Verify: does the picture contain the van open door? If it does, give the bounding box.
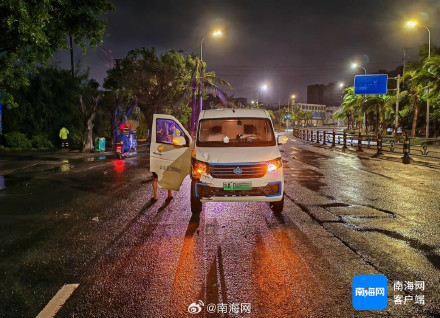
[150,114,192,191]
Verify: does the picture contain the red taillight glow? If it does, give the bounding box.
[267,158,282,172]
[114,160,124,172]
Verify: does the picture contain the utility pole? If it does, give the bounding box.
[388,74,401,133]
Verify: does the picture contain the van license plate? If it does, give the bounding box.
[223,182,252,190]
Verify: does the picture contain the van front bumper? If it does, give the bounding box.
[194,181,283,203]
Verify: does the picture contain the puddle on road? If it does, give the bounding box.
[290,168,327,192]
[2,155,115,188]
[289,147,332,169]
[83,155,108,162]
[343,226,440,270]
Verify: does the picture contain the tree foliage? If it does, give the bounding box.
[104,48,196,129]
[4,66,87,148]
[0,0,113,108]
[336,44,440,136]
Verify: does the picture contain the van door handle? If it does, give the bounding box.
[153,151,163,155]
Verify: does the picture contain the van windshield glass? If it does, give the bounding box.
[197,118,276,147]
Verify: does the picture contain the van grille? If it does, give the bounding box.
[208,163,267,179]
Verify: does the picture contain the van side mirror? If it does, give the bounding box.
[277,136,289,145]
[172,136,186,146]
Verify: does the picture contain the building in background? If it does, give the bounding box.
[293,103,326,126]
[307,82,344,106]
[307,82,345,126]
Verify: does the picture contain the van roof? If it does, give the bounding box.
[199,108,271,120]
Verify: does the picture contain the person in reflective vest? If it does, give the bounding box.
[59,126,69,148]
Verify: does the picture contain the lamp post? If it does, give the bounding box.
[352,62,366,75]
[352,63,367,132]
[191,30,222,136]
[288,94,296,112]
[200,30,222,61]
[256,84,268,107]
[406,21,431,137]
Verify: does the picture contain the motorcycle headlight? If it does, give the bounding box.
[267,157,282,172]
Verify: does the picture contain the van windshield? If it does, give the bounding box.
[196,118,276,147]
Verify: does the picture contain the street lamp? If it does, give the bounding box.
[200,30,222,61]
[351,63,367,132]
[351,62,366,75]
[406,20,431,137]
[406,21,430,58]
[288,94,296,112]
[256,84,268,107]
[191,30,223,136]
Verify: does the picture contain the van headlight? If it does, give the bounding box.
[266,157,282,172]
[192,160,208,179]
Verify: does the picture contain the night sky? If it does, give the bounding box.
[53,0,440,104]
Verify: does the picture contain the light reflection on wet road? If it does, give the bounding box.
[1,139,439,317]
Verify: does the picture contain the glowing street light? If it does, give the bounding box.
[191,29,223,136]
[351,62,366,75]
[256,84,268,107]
[406,21,430,58]
[406,20,431,137]
[288,94,296,112]
[351,63,367,132]
[200,30,222,61]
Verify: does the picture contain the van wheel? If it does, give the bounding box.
[270,197,284,215]
[191,181,202,214]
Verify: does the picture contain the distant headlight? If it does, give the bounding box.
[267,157,282,172]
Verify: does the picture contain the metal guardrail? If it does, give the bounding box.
[292,128,440,163]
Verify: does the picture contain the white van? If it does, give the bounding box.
[150,108,287,214]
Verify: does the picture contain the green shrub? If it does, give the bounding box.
[69,131,84,149]
[4,132,32,149]
[31,134,54,149]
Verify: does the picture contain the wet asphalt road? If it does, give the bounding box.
[0,136,439,317]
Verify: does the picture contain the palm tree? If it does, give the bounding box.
[417,56,440,136]
[192,59,232,135]
[335,87,364,130]
[402,63,425,137]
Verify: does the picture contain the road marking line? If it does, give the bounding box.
[36,284,79,318]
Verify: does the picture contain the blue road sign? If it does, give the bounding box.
[354,74,388,95]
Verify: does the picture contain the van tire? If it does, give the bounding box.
[191,181,202,214]
[270,197,284,215]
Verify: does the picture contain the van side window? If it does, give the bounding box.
[156,118,185,145]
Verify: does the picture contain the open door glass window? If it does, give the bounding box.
[150,114,192,191]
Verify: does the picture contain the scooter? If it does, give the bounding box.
[115,141,125,159]
[115,126,138,159]
[115,133,131,159]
